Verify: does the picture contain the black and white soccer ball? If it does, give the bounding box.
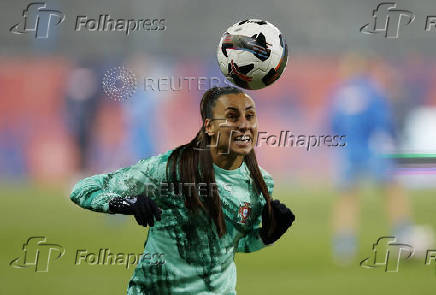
[217,19,288,90]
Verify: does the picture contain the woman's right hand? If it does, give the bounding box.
[109,195,162,227]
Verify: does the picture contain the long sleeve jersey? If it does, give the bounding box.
[70,149,274,295]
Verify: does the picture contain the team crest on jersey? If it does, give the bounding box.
[238,202,251,224]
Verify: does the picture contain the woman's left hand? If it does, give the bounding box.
[259,199,295,245]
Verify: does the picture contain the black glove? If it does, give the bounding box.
[259,199,295,245]
[109,195,162,227]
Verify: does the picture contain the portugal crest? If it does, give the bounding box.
[238,202,252,224]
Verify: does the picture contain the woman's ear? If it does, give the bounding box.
[204,119,215,136]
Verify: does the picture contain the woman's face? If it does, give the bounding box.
[205,93,258,156]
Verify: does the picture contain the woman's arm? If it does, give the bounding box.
[236,170,274,253]
[70,152,169,214]
[236,216,267,253]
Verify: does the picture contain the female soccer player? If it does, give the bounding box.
[70,86,295,294]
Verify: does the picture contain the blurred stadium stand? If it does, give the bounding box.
[1,0,436,186]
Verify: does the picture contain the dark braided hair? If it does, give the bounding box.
[166,86,273,238]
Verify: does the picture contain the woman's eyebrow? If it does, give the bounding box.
[225,105,255,111]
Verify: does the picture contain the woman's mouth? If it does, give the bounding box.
[233,135,252,146]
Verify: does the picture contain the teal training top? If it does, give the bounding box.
[70,149,274,295]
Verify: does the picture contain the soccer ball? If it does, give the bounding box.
[217,19,288,90]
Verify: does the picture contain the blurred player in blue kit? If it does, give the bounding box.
[328,54,414,264]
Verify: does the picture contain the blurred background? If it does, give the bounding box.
[1,0,436,294]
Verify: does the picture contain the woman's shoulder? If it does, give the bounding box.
[257,165,274,195]
[137,149,173,165]
[135,149,174,181]
[257,165,273,181]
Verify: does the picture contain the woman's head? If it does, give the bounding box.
[200,86,258,157]
[167,86,271,238]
